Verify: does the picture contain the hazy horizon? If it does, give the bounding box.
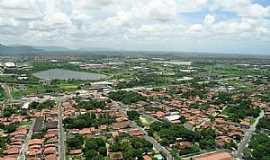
[0,0,270,55]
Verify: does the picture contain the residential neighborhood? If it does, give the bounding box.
[0,55,269,160]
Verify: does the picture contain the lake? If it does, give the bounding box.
[33,69,107,81]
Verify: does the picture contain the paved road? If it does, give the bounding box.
[58,99,66,160]
[17,119,36,160]
[115,102,173,160]
[235,110,265,160]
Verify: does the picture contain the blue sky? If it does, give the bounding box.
[0,0,270,54]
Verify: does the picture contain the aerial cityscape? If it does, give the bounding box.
[0,0,270,160]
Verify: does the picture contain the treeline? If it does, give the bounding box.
[29,100,56,110]
[149,121,228,155]
[224,99,260,122]
[111,135,153,160]
[76,98,106,110]
[116,73,169,89]
[63,112,114,129]
[257,117,270,130]
[108,90,146,105]
[245,133,270,160]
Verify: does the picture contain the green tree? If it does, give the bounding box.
[127,110,140,121]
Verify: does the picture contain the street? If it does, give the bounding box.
[17,119,36,160]
[116,102,173,160]
[58,98,66,160]
[235,110,265,160]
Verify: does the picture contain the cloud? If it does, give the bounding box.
[212,0,270,18]
[0,0,269,54]
[204,14,215,25]
[187,24,203,33]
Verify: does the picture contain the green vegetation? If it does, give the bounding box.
[2,107,16,117]
[29,100,55,110]
[84,138,107,160]
[190,103,210,110]
[213,92,233,104]
[257,117,270,130]
[111,135,153,160]
[0,122,19,133]
[149,121,200,146]
[0,137,8,157]
[108,90,146,105]
[67,133,84,150]
[0,86,6,101]
[127,110,140,121]
[224,99,260,122]
[245,133,270,160]
[116,73,171,89]
[76,98,106,110]
[63,112,113,129]
[149,121,219,155]
[198,128,216,150]
[260,92,270,102]
[11,83,78,99]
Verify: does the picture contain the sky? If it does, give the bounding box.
[0,0,270,54]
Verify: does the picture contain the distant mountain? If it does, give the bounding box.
[0,43,44,55]
[35,46,72,52]
[78,47,115,51]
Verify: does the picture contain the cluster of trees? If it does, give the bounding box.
[76,98,106,110]
[67,133,84,150]
[190,103,210,111]
[198,128,216,150]
[63,112,114,129]
[29,100,55,110]
[108,90,146,105]
[149,121,218,154]
[257,117,270,130]
[225,99,260,122]
[149,121,200,146]
[213,92,233,104]
[0,137,8,156]
[0,122,19,133]
[260,92,270,102]
[111,135,153,160]
[0,86,5,101]
[2,107,16,117]
[84,138,107,160]
[245,133,270,160]
[116,73,168,89]
[127,110,140,121]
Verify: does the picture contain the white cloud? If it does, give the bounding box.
[177,0,208,12]
[0,0,269,53]
[187,24,203,33]
[212,0,270,18]
[204,14,215,26]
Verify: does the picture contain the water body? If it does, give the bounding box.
[33,69,107,81]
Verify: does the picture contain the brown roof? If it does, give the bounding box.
[45,154,57,160]
[4,146,20,155]
[112,121,130,130]
[143,155,152,160]
[69,149,82,155]
[44,147,57,155]
[29,139,43,146]
[128,129,144,137]
[79,128,92,135]
[0,156,17,160]
[193,152,233,160]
